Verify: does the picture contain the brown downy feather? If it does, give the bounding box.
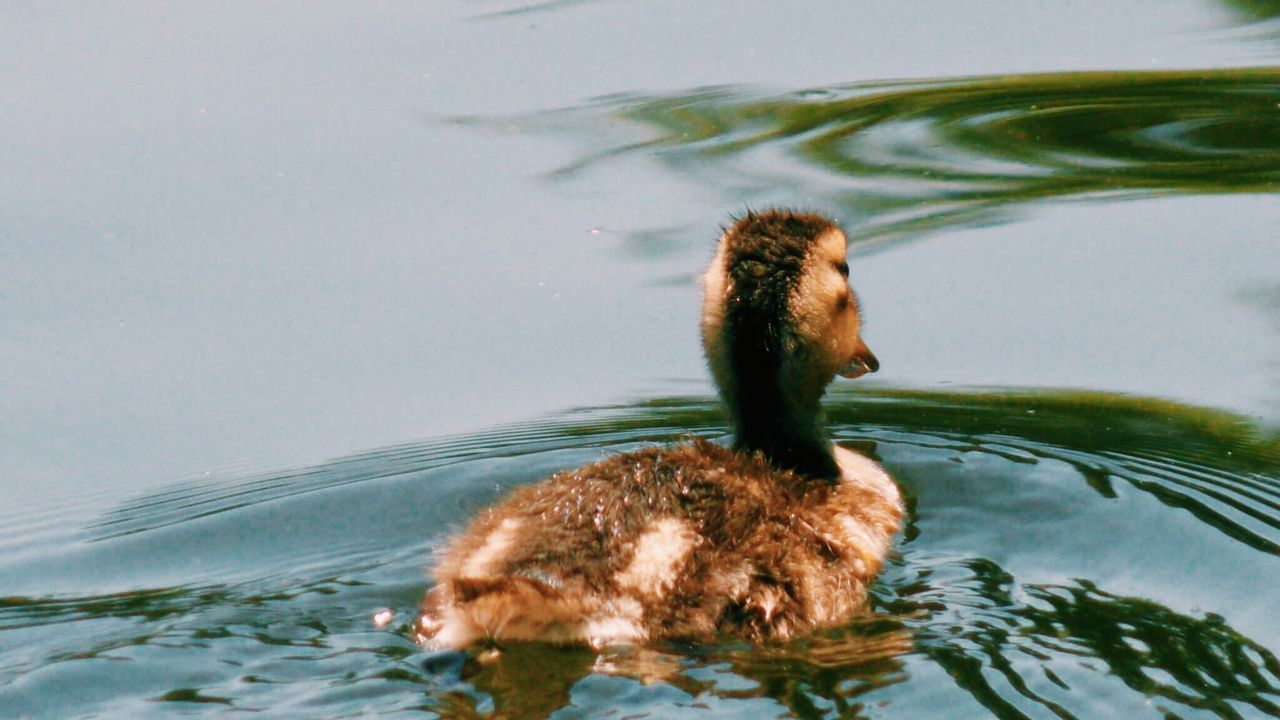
[417,209,903,648]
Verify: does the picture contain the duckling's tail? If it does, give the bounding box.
[417,576,645,649]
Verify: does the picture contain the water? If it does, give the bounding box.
[4,1,1279,718]
[2,390,1277,717]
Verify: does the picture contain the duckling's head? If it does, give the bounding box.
[700,209,877,477]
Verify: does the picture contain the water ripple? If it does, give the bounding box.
[484,67,1280,244]
[2,389,1277,717]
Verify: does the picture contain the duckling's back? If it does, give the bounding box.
[418,439,902,648]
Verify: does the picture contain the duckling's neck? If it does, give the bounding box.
[725,347,838,482]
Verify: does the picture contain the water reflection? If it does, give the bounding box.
[470,0,608,19]
[0,586,231,631]
[430,566,1280,719]
[1222,0,1280,22]
[1016,581,1280,716]
[2,389,1277,717]
[888,556,1280,719]
[826,389,1280,555]
[497,68,1280,244]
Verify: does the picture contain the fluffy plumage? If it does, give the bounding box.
[418,209,903,648]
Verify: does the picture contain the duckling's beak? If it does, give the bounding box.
[839,339,879,379]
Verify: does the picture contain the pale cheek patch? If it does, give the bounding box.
[461,518,522,578]
[789,229,856,371]
[614,518,700,598]
[701,237,734,395]
[700,237,730,333]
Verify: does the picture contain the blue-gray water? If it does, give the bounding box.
[3,2,1279,718]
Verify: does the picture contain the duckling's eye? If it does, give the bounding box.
[835,261,849,278]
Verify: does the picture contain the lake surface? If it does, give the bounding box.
[3,2,1278,718]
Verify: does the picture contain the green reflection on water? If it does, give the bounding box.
[1222,0,1280,21]
[1018,581,1280,715]
[535,68,1280,243]
[896,562,1280,720]
[3,388,1277,718]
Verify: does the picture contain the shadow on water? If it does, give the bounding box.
[1,388,1277,717]
[466,67,1280,247]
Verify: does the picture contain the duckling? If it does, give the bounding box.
[417,209,902,649]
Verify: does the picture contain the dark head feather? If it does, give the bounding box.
[718,209,842,480]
